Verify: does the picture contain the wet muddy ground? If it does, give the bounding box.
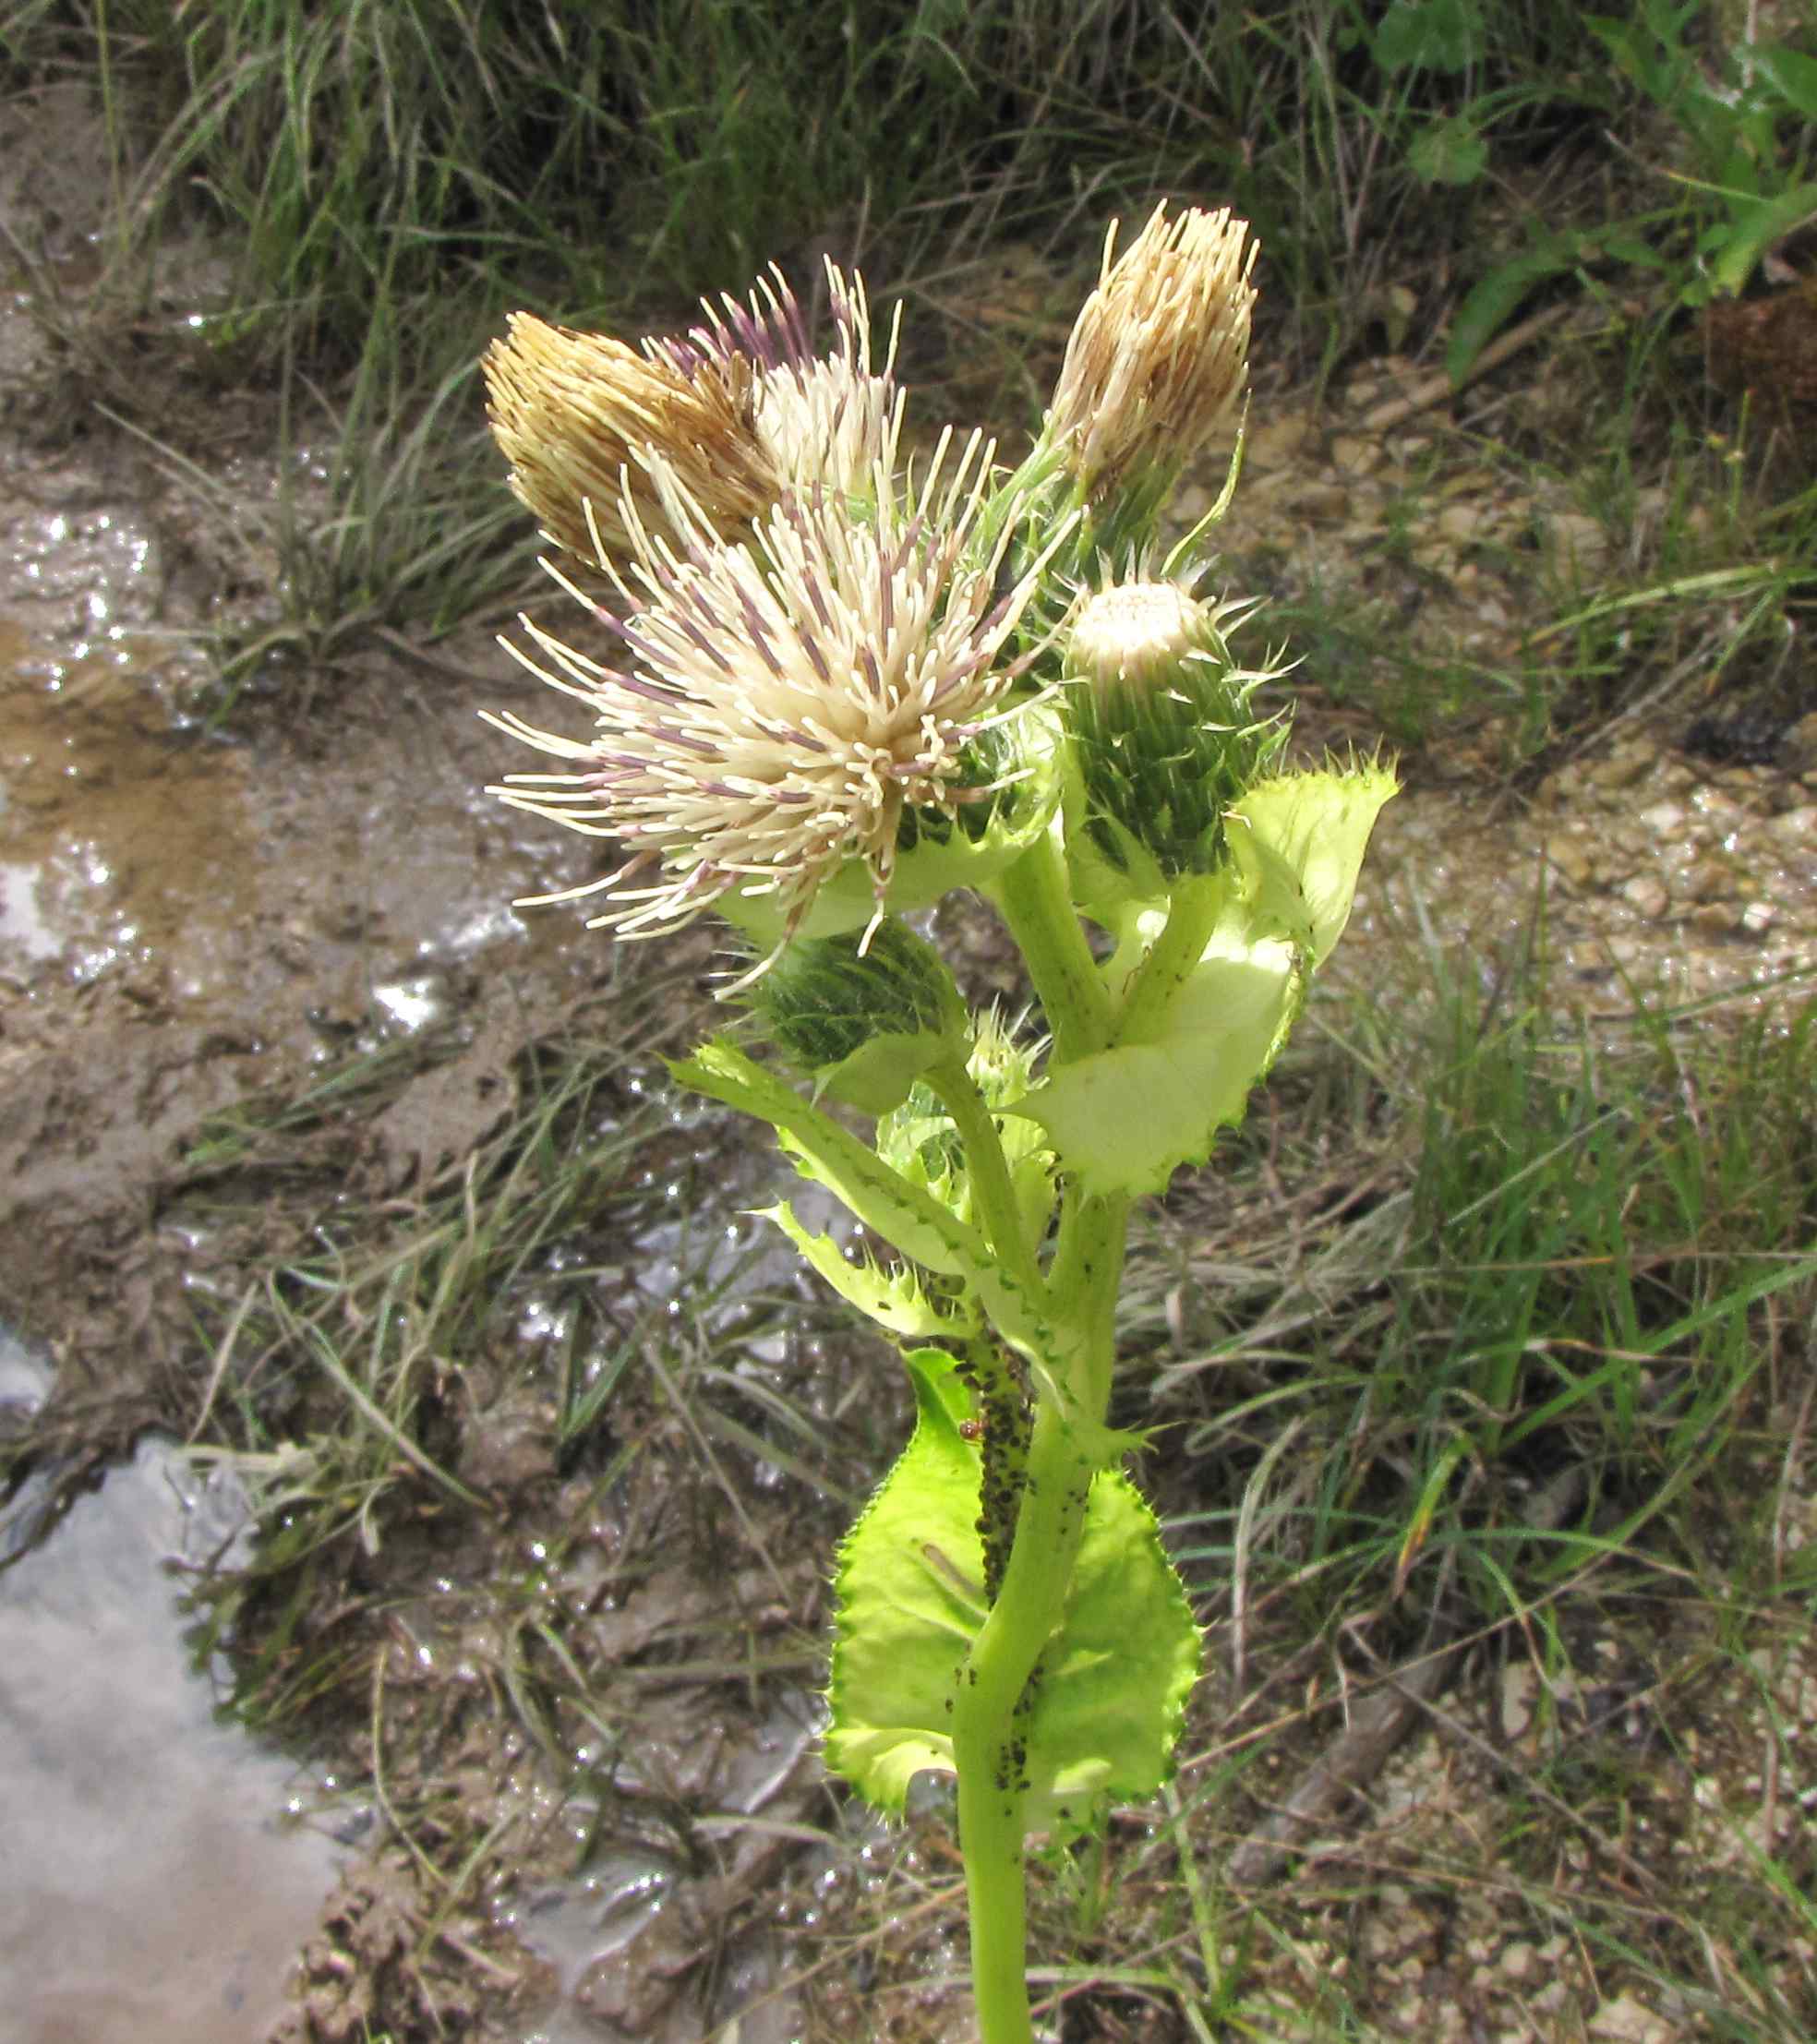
[2,108,1814,2044]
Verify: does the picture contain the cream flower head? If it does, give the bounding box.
[487,430,1069,969]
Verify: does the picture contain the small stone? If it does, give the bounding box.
[1589,1991,1668,2041]
[1638,800,1687,836]
[1546,835,1593,887]
[1500,1663,1541,1739]
[1590,744,1654,789]
[1691,900,1743,934]
[1246,415,1311,466]
[1438,501,1488,543]
[1499,1941,1537,1981]
[1545,510,1608,569]
[1329,434,1381,476]
[1620,874,1669,920]
[1676,855,1731,903]
[1294,481,1351,521]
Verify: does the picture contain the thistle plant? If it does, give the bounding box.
[483,211,1394,2043]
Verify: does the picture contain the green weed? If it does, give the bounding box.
[1150,954,1817,1633]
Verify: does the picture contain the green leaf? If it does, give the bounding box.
[1753,44,1817,123]
[1600,230,1668,271]
[1372,0,1484,74]
[1709,184,1817,297]
[1407,114,1488,186]
[757,1202,972,1341]
[1446,234,1585,388]
[1227,761,1400,966]
[824,1349,1199,1832]
[1013,943,1302,1198]
[875,1015,1060,1250]
[674,1039,979,1275]
[1063,799,1193,940]
[671,1038,1065,1369]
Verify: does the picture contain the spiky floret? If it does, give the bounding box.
[1045,204,1256,500]
[1068,579,1209,694]
[747,275,903,505]
[484,262,901,564]
[486,430,1068,965]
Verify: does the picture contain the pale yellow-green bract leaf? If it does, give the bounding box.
[670,1040,1061,1366]
[1014,763,1395,1198]
[825,1350,1200,1834]
[756,1202,972,1341]
[1228,761,1398,964]
[1015,938,1300,1198]
[673,1040,977,1276]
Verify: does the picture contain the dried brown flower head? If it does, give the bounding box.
[1046,204,1257,498]
[484,265,900,565]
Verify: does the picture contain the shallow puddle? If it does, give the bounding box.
[0,614,259,984]
[0,1337,343,2043]
[0,601,605,1081]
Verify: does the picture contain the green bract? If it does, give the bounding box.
[757,1203,974,1340]
[670,1038,1065,1370]
[877,1015,1059,1250]
[1065,613,1288,880]
[743,918,970,1114]
[1016,761,1396,1197]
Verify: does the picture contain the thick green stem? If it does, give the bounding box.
[925,1060,1042,1297]
[1045,1187,1130,1418]
[952,1399,1098,2043]
[1113,871,1222,1043]
[953,1184,1129,2043]
[989,831,1113,1065]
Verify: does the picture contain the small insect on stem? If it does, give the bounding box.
[959,1415,987,1442]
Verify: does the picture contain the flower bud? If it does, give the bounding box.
[1063,578,1289,882]
[1068,580,1206,696]
[742,918,969,1115]
[484,312,776,562]
[1045,205,1256,504]
[877,1008,1056,1243]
